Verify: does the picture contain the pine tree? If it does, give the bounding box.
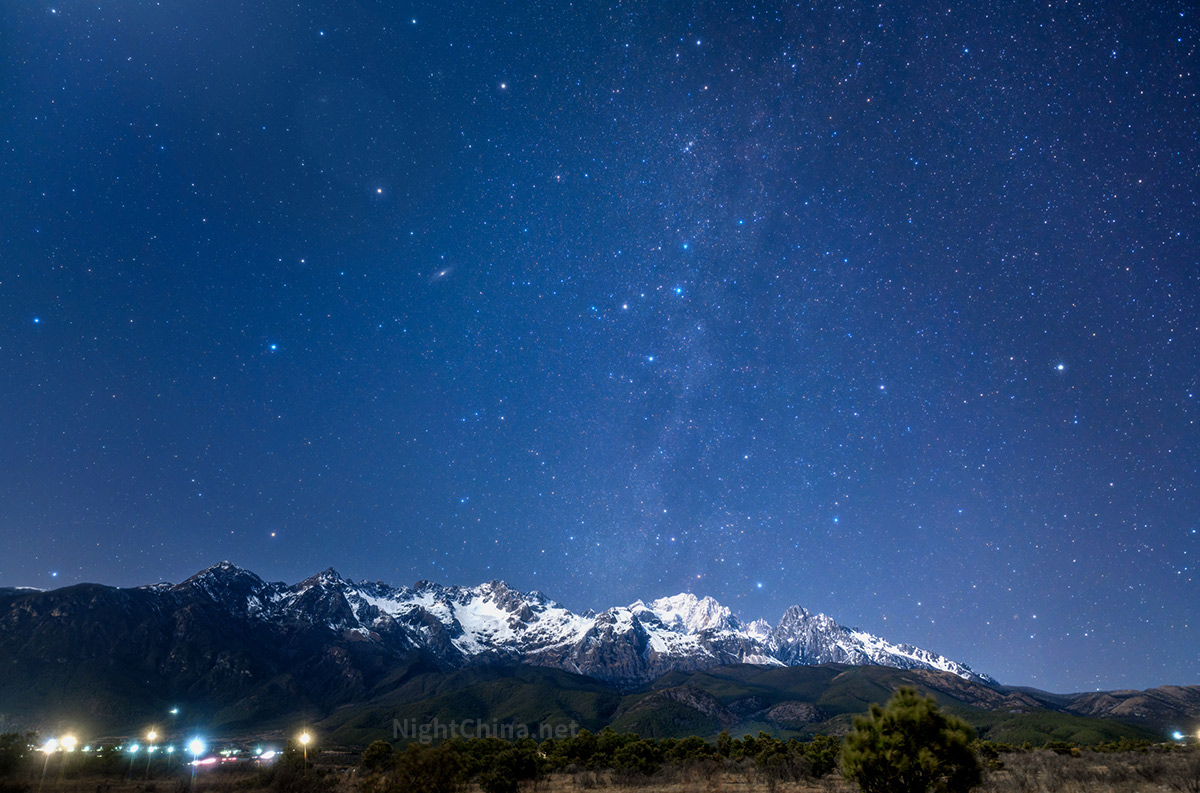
[841,687,982,793]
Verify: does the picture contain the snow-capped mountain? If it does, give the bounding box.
[169,562,994,685]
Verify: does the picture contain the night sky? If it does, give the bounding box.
[2,0,1197,694]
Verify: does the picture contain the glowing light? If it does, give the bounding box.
[129,744,140,754]
[298,732,311,746]
[188,739,205,757]
[146,730,157,742]
[60,736,77,752]
[42,739,59,755]
[1172,730,1185,741]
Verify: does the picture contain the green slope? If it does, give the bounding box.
[315,663,1160,747]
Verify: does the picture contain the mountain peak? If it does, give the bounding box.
[178,560,259,586]
[648,593,738,633]
[203,560,247,575]
[299,567,346,588]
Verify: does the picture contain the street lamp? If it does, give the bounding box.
[38,739,58,793]
[298,732,311,771]
[145,730,158,779]
[188,739,204,785]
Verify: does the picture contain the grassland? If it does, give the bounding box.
[12,748,1199,793]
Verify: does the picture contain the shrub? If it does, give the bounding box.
[248,748,336,793]
[389,744,463,793]
[841,686,982,793]
[805,734,842,778]
[0,734,34,778]
[612,740,660,777]
[360,741,395,774]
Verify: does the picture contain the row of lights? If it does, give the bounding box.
[41,735,205,758]
[40,730,313,761]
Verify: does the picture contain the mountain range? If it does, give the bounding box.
[35,561,992,686]
[0,562,1194,742]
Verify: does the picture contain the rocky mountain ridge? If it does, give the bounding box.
[1,563,1195,739]
[166,561,993,685]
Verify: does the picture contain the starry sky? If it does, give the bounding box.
[2,0,1197,694]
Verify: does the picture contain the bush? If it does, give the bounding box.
[248,748,336,793]
[360,741,394,774]
[805,734,842,777]
[0,734,34,779]
[841,687,982,793]
[388,744,463,793]
[612,740,660,777]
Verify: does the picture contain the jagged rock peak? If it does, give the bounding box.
[177,560,263,587]
[298,567,347,588]
[647,593,739,633]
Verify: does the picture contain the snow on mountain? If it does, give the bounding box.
[645,593,740,634]
[174,562,995,686]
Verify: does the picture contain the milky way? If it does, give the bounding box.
[1,0,1196,692]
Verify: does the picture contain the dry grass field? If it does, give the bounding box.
[17,749,1199,793]
[535,751,1200,793]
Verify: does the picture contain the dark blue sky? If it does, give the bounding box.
[2,0,1196,693]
